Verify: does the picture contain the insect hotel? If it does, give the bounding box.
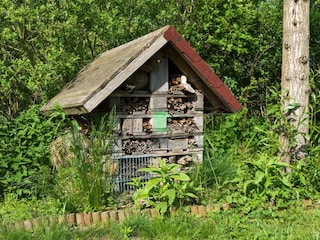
[41,25,241,191]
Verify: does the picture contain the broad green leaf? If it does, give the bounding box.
[280,177,292,188]
[146,199,157,208]
[273,161,292,168]
[243,180,254,193]
[171,173,190,181]
[138,167,161,174]
[165,189,176,205]
[299,174,307,186]
[156,202,168,215]
[144,178,162,191]
[264,177,271,189]
[184,192,198,199]
[254,170,265,185]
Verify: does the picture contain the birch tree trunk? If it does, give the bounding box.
[280,0,310,163]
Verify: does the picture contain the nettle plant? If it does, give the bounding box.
[130,160,202,216]
[224,153,312,213]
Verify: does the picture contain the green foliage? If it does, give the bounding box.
[0,105,66,198]
[194,144,237,190]
[230,154,292,203]
[131,160,202,216]
[54,110,117,212]
[202,98,319,212]
[0,193,64,224]
[222,153,316,213]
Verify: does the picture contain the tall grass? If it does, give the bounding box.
[189,113,241,191]
[54,109,117,212]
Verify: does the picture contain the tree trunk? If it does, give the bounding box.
[280,0,310,163]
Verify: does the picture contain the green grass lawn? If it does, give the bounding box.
[1,207,320,240]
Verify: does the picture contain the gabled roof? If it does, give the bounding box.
[41,25,241,115]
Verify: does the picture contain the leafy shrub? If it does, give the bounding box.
[0,193,64,224]
[200,108,278,190]
[222,153,317,213]
[131,160,202,216]
[0,105,66,198]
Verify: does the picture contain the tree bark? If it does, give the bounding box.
[281,0,310,163]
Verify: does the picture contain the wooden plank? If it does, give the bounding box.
[149,50,169,92]
[118,131,203,140]
[117,113,152,118]
[168,138,188,152]
[132,118,143,134]
[23,220,32,230]
[112,139,122,153]
[193,93,204,110]
[194,115,203,128]
[84,36,168,112]
[151,138,168,154]
[159,138,168,148]
[122,118,133,135]
[66,213,76,226]
[194,152,203,163]
[149,95,168,110]
[100,211,110,222]
[42,27,170,114]
[151,148,203,158]
[112,91,185,97]
[169,112,203,117]
[194,135,204,148]
[151,149,168,154]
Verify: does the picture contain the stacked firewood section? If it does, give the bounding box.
[167,97,194,113]
[120,97,150,114]
[143,119,152,133]
[168,75,184,93]
[122,139,152,155]
[168,75,201,94]
[167,117,197,133]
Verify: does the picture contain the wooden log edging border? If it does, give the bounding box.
[7,199,317,231]
[6,204,222,231]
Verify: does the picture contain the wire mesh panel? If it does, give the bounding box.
[113,155,152,192]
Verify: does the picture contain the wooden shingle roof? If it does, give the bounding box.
[41,25,241,115]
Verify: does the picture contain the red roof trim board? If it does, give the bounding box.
[164,26,242,112]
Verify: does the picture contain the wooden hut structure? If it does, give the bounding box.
[41,25,241,190]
